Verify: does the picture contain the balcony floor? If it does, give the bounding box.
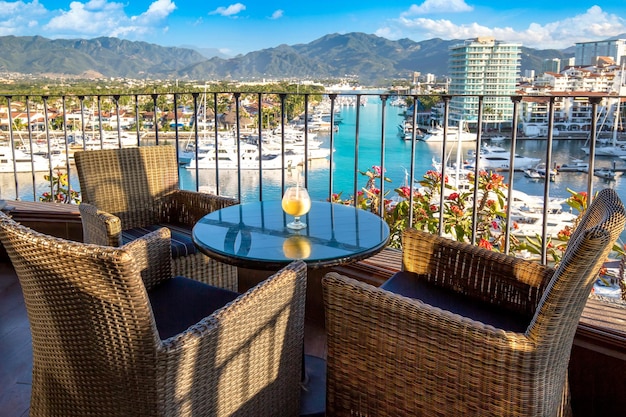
[3,244,626,417]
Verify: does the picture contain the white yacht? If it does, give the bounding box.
[0,146,60,173]
[185,142,304,170]
[421,126,476,142]
[470,144,541,171]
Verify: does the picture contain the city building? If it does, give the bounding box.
[575,39,626,66]
[447,37,521,132]
[542,58,561,74]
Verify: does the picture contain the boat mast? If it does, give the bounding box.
[613,63,625,146]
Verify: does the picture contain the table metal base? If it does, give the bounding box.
[300,354,326,417]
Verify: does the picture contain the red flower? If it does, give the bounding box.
[399,186,411,199]
[478,238,493,251]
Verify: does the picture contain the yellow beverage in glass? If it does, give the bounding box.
[282,186,311,230]
[282,198,311,217]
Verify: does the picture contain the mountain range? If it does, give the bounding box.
[0,33,578,85]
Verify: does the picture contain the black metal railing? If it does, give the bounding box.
[0,91,623,265]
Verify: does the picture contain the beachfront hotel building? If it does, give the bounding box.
[447,37,521,132]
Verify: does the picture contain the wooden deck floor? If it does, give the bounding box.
[0,262,31,417]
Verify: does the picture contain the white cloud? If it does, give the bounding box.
[270,9,283,20]
[0,0,47,35]
[403,0,473,15]
[134,0,176,23]
[42,0,175,38]
[392,5,626,49]
[210,3,246,17]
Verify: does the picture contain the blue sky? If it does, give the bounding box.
[1,0,626,56]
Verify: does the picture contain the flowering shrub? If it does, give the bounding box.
[335,170,626,300]
[333,165,507,249]
[39,170,81,204]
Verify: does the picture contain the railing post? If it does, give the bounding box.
[191,92,200,192]
[588,96,603,201]
[257,92,264,200]
[327,93,337,202]
[470,96,485,245]
[5,95,19,199]
[173,93,180,146]
[407,95,419,228]
[97,95,104,149]
[280,93,287,192]
[353,94,362,207]
[438,95,451,235]
[503,95,523,255]
[538,96,558,264]
[378,94,388,216]
[151,94,159,145]
[213,92,221,194]
[25,96,37,199]
[113,95,122,148]
[233,92,242,199]
[134,94,141,146]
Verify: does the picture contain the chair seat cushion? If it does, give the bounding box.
[380,271,531,333]
[148,276,240,340]
[123,223,195,259]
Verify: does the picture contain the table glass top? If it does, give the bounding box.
[193,201,390,269]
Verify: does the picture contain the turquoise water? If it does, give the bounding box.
[181,95,622,206]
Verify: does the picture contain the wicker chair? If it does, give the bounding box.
[0,212,307,417]
[323,188,626,417]
[74,145,239,291]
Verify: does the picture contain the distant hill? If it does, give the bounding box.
[0,35,207,79]
[0,33,578,84]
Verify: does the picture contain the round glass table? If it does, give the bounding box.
[193,200,390,270]
[193,200,390,417]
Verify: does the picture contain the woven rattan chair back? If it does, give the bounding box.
[75,145,179,228]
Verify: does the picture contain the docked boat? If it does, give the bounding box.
[185,142,304,170]
[469,144,541,171]
[581,142,626,157]
[0,146,62,173]
[503,206,578,238]
[524,163,556,182]
[397,120,425,140]
[557,159,589,172]
[594,168,616,180]
[421,126,476,142]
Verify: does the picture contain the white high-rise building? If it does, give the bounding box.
[448,37,521,131]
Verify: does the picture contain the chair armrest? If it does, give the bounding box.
[158,260,307,416]
[122,227,173,291]
[159,190,239,226]
[79,203,122,247]
[322,272,535,416]
[401,228,555,314]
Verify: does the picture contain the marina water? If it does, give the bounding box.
[181,95,626,208]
